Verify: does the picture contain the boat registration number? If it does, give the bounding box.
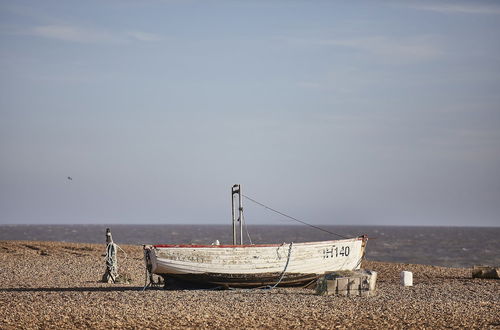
[323,246,350,258]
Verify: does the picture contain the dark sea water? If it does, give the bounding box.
[1,224,499,268]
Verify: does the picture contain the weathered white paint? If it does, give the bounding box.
[146,237,365,278]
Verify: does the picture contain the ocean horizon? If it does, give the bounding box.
[1,224,499,268]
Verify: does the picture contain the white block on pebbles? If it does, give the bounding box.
[401,271,413,286]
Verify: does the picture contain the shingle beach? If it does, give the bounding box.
[1,240,498,329]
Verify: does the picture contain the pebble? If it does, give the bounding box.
[0,240,499,329]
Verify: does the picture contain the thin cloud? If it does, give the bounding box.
[404,2,500,15]
[127,31,163,42]
[32,25,120,43]
[30,25,163,44]
[293,36,443,62]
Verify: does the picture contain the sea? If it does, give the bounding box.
[1,224,499,268]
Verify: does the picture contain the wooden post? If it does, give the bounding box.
[102,228,118,283]
[106,228,112,244]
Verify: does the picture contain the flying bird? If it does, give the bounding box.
[67,176,73,181]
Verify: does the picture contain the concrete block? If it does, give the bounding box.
[315,269,377,296]
[337,278,348,293]
[360,276,369,291]
[401,271,413,286]
[368,271,377,292]
[315,278,327,295]
[338,290,348,296]
[327,278,337,292]
[348,277,360,293]
[360,290,373,297]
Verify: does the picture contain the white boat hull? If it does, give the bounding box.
[144,237,367,287]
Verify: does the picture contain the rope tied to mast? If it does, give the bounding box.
[242,194,350,240]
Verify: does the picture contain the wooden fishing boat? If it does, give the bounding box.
[144,185,368,287]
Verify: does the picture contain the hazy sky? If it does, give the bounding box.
[1,0,499,226]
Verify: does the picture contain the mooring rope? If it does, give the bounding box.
[242,194,350,239]
[104,242,118,282]
[104,241,129,281]
[242,212,253,245]
[143,248,160,291]
[268,242,293,289]
[143,249,150,291]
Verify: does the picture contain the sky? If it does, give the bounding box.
[0,0,499,226]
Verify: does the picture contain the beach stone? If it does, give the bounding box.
[114,273,133,284]
[1,241,499,329]
[472,266,500,279]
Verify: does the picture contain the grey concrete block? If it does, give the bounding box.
[337,278,348,292]
[315,269,377,296]
[348,277,360,292]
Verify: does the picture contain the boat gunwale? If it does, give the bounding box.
[152,236,367,249]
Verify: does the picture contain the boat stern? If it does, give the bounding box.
[358,235,368,268]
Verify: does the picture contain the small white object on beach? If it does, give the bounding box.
[401,271,413,286]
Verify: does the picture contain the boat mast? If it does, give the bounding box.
[231,184,243,245]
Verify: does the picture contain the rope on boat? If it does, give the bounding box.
[241,211,253,245]
[143,249,150,291]
[267,242,293,289]
[354,256,363,269]
[242,194,350,239]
